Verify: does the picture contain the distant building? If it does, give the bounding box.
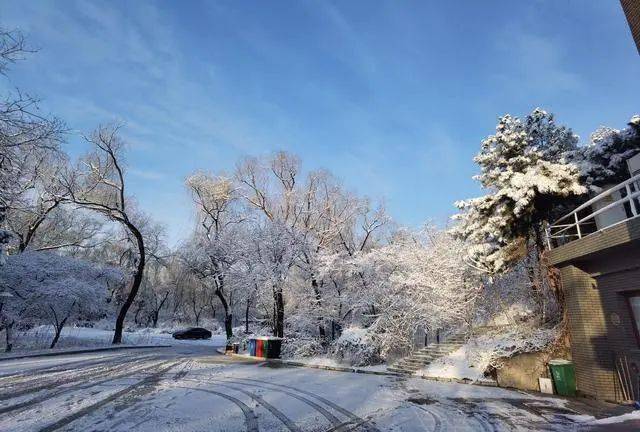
[621,0,640,54]
[548,155,640,402]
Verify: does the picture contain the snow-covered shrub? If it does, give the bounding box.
[0,251,123,348]
[468,325,559,370]
[330,327,381,366]
[280,336,325,359]
[473,263,538,326]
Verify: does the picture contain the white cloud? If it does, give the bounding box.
[128,168,165,180]
[493,29,584,95]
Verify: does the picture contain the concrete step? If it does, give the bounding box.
[388,332,467,375]
[421,343,463,349]
[417,344,462,352]
[393,362,422,370]
[418,346,461,353]
[403,356,434,363]
[411,352,435,358]
[389,365,420,372]
[398,360,431,367]
[416,350,455,357]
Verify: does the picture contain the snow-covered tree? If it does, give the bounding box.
[233,152,390,340]
[57,125,148,344]
[577,115,640,188]
[453,109,586,275]
[2,150,103,254]
[185,172,245,339]
[246,220,303,337]
[0,29,65,232]
[342,226,479,358]
[0,251,122,348]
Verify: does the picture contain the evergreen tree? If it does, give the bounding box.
[454,109,585,275]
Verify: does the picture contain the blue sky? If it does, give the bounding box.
[2,1,639,245]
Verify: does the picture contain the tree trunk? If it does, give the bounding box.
[215,289,233,340]
[134,302,144,325]
[245,295,251,334]
[113,224,145,344]
[194,305,202,326]
[274,287,285,338]
[50,317,68,349]
[152,311,159,328]
[272,302,276,334]
[224,314,233,340]
[152,292,169,328]
[4,321,13,353]
[312,277,325,338]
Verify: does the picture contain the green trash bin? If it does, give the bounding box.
[549,359,576,397]
[265,337,282,359]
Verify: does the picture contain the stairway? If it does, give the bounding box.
[387,334,466,375]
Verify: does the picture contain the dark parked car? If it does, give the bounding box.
[172,327,212,340]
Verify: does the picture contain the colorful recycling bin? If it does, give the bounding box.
[549,359,577,397]
[248,336,283,359]
[256,339,264,357]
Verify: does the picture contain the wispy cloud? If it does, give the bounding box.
[128,168,166,181]
[493,29,584,95]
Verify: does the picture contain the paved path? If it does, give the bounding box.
[0,345,632,431]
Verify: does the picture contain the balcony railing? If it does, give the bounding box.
[548,173,640,248]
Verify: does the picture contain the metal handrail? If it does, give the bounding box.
[548,173,640,248]
[550,189,640,237]
[552,173,640,225]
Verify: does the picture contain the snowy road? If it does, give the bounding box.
[0,345,622,431]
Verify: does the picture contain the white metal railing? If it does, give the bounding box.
[547,173,640,248]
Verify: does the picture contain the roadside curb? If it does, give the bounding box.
[218,350,498,386]
[0,345,172,362]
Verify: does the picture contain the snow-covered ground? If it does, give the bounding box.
[281,355,390,373]
[1,325,227,357]
[0,345,635,431]
[418,344,484,381]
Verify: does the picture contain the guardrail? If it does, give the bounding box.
[548,173,640,248]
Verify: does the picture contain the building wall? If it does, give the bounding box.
[560,265,615,400]
[621,0,640,54]
[559,249,640,401]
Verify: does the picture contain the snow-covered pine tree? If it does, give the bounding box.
[454,109,586,276]
[578,115,640,188]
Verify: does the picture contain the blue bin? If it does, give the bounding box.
[248,339,256,356]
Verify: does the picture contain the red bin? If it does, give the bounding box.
[255,339,264,357]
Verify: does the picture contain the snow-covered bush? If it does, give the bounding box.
[468,325,560,371]
[341,226,479,359]
[280,336,325,359]
[330,327,381,366]
[0,251,123,348]
[473,263,538,326]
